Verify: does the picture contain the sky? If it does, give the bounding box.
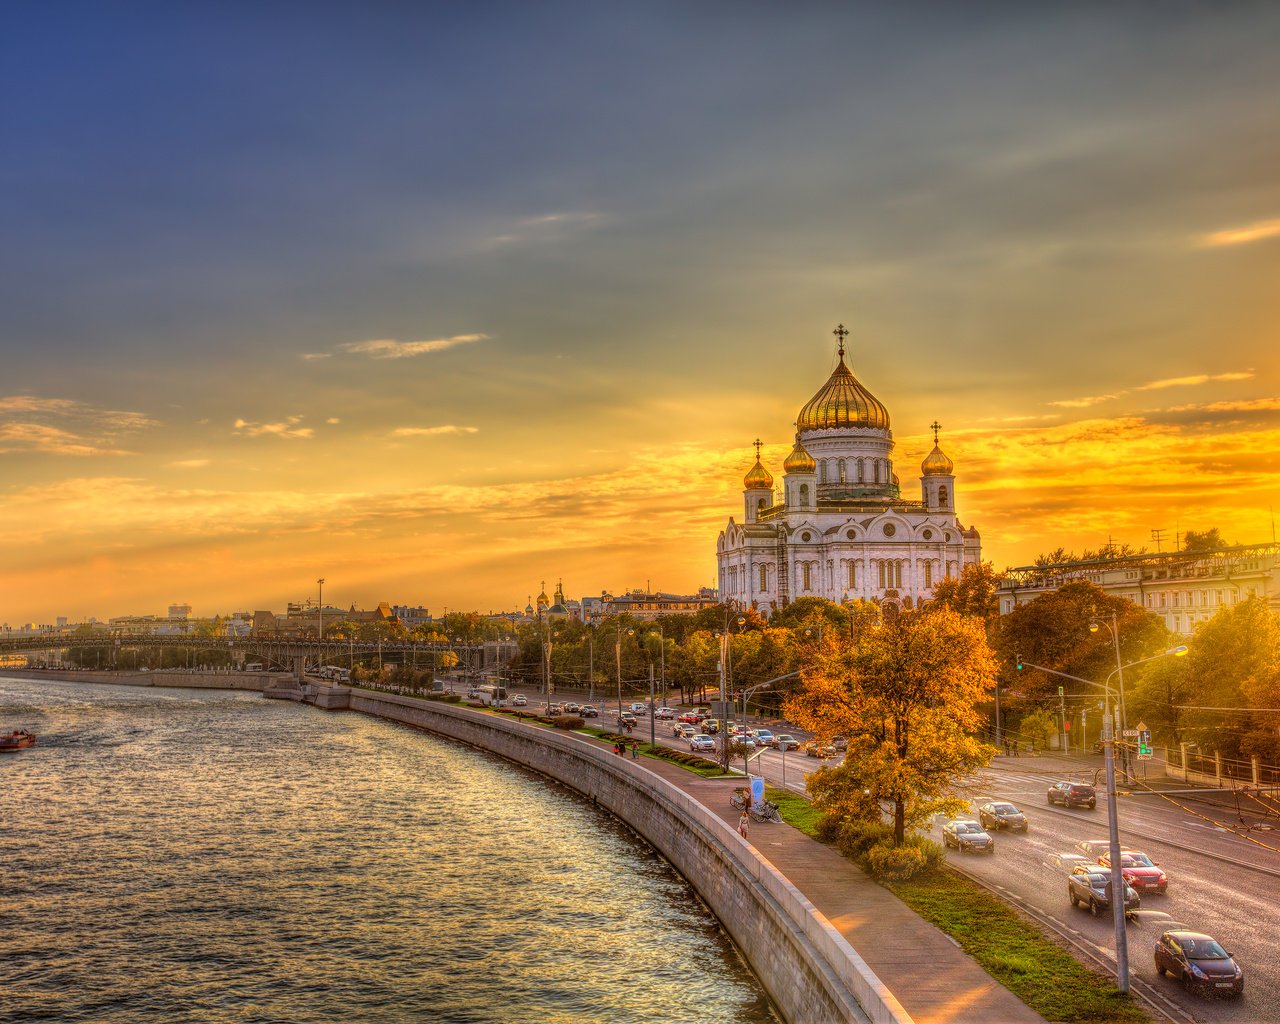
[2,1,1278,624]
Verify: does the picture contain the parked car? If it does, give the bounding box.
[1068,867,1141,915]
[771,734,800,751]
[655,707,677,720]
[689,734,716,752]
[579,705,599,718]
[1154,931,1243,997]
[510,694,527,707]
[942,820,995,854]
[804,740,835,758]
[1098,850,1168,894]
[978,801,1028,832]
[1126,910,1188,931]
[1044,852,1093,873]
[1048,781,1097,809]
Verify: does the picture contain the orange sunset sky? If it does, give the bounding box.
[2,4,1278,624]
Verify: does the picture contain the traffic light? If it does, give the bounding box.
[1015,652,1023,670]
[1057,685,1064,697]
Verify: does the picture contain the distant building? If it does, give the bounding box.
[168,603,192,620]
[997,542,1280,635]
[603,587,720,619]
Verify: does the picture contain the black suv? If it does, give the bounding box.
[1047,781,1097,810]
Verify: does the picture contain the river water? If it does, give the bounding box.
[0,678,776,1023]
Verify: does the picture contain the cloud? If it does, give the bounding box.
[1048,393,1121,409]
[233,416,314,439]
[169,458,211,468]
[1198,218,1280,248]
[390,425,479,437]
[338,334,488,359]
[0,422,133,456]
[301,352,332,361]
[0,394,155,456]
[1136,371,1255,391]
[1166,398,1280,414]
[326,417,341,425]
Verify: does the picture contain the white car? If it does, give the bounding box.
[655,707,677,720]
[673,723,696,739]
[689,734,716,752]
[510,694,527,706]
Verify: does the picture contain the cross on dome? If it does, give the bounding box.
[753,438,763,459]
[931,420,942,444]
[833,323,849,357]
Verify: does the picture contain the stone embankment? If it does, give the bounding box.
[306,684,908,1024]
[2,668,272,690]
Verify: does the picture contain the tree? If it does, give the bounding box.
[926,562,1004,629]
[1129,655,1194,748]
[1183,528,1229,553]
[785,608,998,845]
[1016,708,1055,751]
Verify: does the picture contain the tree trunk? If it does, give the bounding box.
[894,798,905,846]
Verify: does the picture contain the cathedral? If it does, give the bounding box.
[716,325,981,616]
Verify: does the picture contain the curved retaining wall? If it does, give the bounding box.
[1,668,270,690]
[346,689,912,1024]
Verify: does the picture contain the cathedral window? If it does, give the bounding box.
[883,523,896,537]
[924,561,933,588]
[857,459,864,483]
[848,562,856,589]
[760,564,768,591]
[757,497,766,513]
[874,462,881,484]
[820,461,828,484]
[838,459,846,482]
[802,563,812,591]
[938,485,949,506]
[800,484,809,506]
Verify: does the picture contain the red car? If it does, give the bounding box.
[1098,850,1167,894]
[676,712,701,724]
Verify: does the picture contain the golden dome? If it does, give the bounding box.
[921,444,954,476]
[797,350,890,432]
[783,436,816,474]
[743,457,774,490]
[891,470,901,486]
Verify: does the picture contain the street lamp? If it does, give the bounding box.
[1018,644,1188,994]
[1090,613,1130,778]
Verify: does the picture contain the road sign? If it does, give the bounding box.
[1122,729,1139,736]
[1137,721,1153,759]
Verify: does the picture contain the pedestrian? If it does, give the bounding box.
[613,742,623,756]
[630,741,639,760]
[738,811,750,839]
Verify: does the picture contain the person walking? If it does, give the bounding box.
[629,740,639,760]
[738,810,750,839]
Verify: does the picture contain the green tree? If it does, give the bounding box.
[1182,528,1229,553]
[926,562,1004,629]
[1129,655,1194,748]
[1016,708,1056,751]
[785,608,998,845]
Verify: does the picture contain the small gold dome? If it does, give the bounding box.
[891,471,900,486]
[921,444,954,476]
[783,436,816,474]
[744,457,774,490]
[797,351,890,432]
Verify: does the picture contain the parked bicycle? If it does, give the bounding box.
[730,788,782,823]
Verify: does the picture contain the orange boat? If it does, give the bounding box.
[0,729,36,751]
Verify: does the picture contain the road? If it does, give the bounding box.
[507,688,1279,1022]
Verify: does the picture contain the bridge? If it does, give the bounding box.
[0,633,518,681]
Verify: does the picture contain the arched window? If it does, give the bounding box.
[757,497,766,513]
[802,563,812,591]
[856,459,864,483]
[924,561,933,588]
[939,485,949,506]
[799,483,809,505]
[760,564,768,591]
[819,461,828,484]
[848,562,856,589]
[874,461,881,484]
[838,459,846,482]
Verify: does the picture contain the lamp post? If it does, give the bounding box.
[1018,644,1188,994]
[587,623,595,703]
[614,626,633,723]
[1090,613,1130,780]
[317,577,325,674]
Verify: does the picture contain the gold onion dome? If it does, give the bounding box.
[797,346,890,432]
[921,444,954,476]
[743,457,774,490]
[783,436,816,474]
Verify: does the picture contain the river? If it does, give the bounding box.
[0,677,776,1023]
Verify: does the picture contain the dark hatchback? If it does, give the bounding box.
[1155,931,1243,997]
[1067,868,1140,915]
[978,801,1028,832]
[1047,781,1097,809]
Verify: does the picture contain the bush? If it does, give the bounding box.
[865,841,928,882]
[831,818,894,858]
[552,715,585,730]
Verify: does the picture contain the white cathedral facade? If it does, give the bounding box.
[716,325,981,616]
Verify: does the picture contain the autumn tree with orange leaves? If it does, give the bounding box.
[786,607,998,845]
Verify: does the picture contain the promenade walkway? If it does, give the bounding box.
[623,747,1047,1024]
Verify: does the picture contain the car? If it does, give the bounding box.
[510,694,527,707]
[655,707,677,720]
[771,734,800,751]
[689,734,716,752]
[702,719,720,734]
[1048,782,1097,809]
[677,712,702,724]
[579,705,599,718]
[804,740,835,758]
[467,688,481,698]
[1098,849,1168,894]
[978,801,1028,832]
[1126,910,1189,931]
[754,730,775,747]
[1076,838,1116,858]
[831,736,848,751]
[673,723,696,739]
[546,703,564,716]
[730,734,757,749]
[629,703,648,715]
[1154,931,1243,997]
[1068,867,1141,916]
[1044,852,1093,873]
[562,702,581,714]
[942,820,995,854]
[617,712,637,727]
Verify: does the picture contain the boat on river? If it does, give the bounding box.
[0,729,36,751]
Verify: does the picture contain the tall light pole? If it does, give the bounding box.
[317,577,325,676]
[1018,644,1188,994]
[1091,613,1130,779]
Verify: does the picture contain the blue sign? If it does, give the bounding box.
[750,777,765,802]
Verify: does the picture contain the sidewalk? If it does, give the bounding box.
[631,749,1046,1024]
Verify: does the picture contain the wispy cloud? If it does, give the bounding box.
[390,425,479,437]
[1198,218,1280,248]
[338,334,488,359]
[0,394,156,456]
[0,422,133,457]
[326,417,340,425]
[301,352,332,361]
[233,416,314,439]
[169,458,211,468]
[1136,371,1255,391]
[1167,397,1280,414]
[1048,393,1120,409]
